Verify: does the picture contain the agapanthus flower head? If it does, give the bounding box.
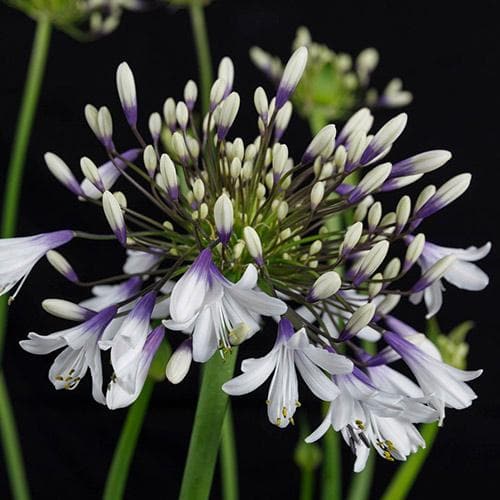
[10,47,488,469]
[251,26,413,123]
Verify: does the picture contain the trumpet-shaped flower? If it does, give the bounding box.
[408,239,491,318]
[223,319,353,428]
[165,249,287,362]
[0,230,73,298]
[20,305,117,404]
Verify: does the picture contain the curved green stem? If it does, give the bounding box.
[0,15,52,359]
[381,423,439,500]
[220,403,239,500]
[103,378,155,500]
[0,373,30,500]
[189,2,213,115]
[0,16,52,500]
[179,350,238,500]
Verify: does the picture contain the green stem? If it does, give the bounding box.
[179,350,238,500]
[220,403,239,500]
[0,16,52,500]
[189,2,213,115]
[0,16,52,359]
[381,423,439,500]
[300,468,315,500]
[103,378,155,500]
[321,420,342,500]
[346,452,375,500]
[0,373,30,500]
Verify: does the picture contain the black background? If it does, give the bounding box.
[0,1,499,498]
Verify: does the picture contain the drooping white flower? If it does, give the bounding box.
[0,230,74,299]
[383,331,482,423]
[20,305,117,404]
[223,318,353,428]
[165,249,287,362]
[106,325,164,409]
[305,367,437,471]
[123,249,163,275]
[408,239,491,318]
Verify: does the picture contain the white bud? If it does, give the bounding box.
[80,156,104,192]
[362,113,407,164]
[184,80,198,110]
[44,152,81,195]
[412,255,456,292]
[116,62,137,126]
[216,92,240,139]
[243,227,264,265]
[272,144,289,179]
[233,241,245,260]
[275,101,293,139]
[338,108,374,144]
[353,240,389,284]
[319,162,334,180]
[353,195,374,222]
[346,129,368,165]
[172,132,189,163]
[176,101,189,130]
[218,57,234,95]
[163,97,177,130]
[242,161,253,180]
[344,303,376,338]
[230,158,242,178]
[404,234,425,272]
[310,181,325,210]
[356,48,379,85]
[214,193,234,244]
[340,222,363,255]
[395,195,411,231]
[148,112,162,140]
[256,183,266,199]
[102,191,126,245]
[276,46,308,108]
[310,240,322,255]
[143,145,157,177]
[46,250,78,283]
[383,258,401,280]
[265,171,274,191]
[376,294,401,316]
[350,163,392,201]
[199,203,208,219]
[160,154,179,199]
[419,173,471,217]
[113,191,127,209]
[192,178,205,202]
[232,138,245,161]
[97,106,113,148]
[42,299,90,321]
[368,274,383,298]
[308,271,342,301]
[277,201,288,221]
[165,340,192,384]
[210,78,227,110]
[254,86,269,119]
[84,104,100,137]
[333,145,347,171]
[414,185,437,214]
[367,202,382,231]
[303,124,336,162]
[391,150,452,177]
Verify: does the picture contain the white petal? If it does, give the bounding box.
[234,264,258,289]
[20,332,66,354]
[305,413,332,443]
[294,352,341,401]
[423,280,443,318]
[191,308,218,362]
[444,261,489,290]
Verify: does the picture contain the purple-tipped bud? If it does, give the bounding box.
[214,194,234,245]
[44,152,83,196]
[307,271,341,302]
[116,62,137,127]
[411,255,456,293]
[276,46,308,109]
[102,191,127,246]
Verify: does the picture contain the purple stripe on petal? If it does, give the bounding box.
[277,318,294,342]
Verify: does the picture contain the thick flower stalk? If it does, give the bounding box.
[3,47,488,472]
[251,26,412,124]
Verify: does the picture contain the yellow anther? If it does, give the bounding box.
[282,407,288,418]
[276,417,282,426]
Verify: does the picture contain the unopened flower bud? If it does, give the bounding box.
[80,156,104,192]
[243,227,264,266]
[44,152,82,196]
[160,154,179,200]
[233,241,245,260]
[254,86,269,121]
[172,132,189,164]
[216,92,241,140]
[411,255,456,293]
[143,145,157,177]
[368,273,383,298]
[348,163,392,203]
[210,78,227,111]
[42,299,93,321]
[184,80,198,111]
[395,195,411,232]
[192,178,205,202]
[414,185,437,214]
[307,271,342,302]
[276,46,308,109]
[340,222,363,256]
[84,104,100,138]
[367,202,382,232]
[46,250,79,283]
[275,101,293,141]
[163,98,177,132]
[116,62,137,126]
[352,240,389,286]
[391,150,452,178]
[376,294,401,316]
[165,339,192,384]
[272,144,289,181]
[149,112,162,142]
[97,106,113,150]
[340,303,376,340]
[311,182,325,210]
[176,101,189,130]
[214,194,234,245]
[218,57,234,97]
[383,258,401,280]
[403,234,425,273]
[102,191,127,246]
[309,240,322,255]
[302,125,336,164]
